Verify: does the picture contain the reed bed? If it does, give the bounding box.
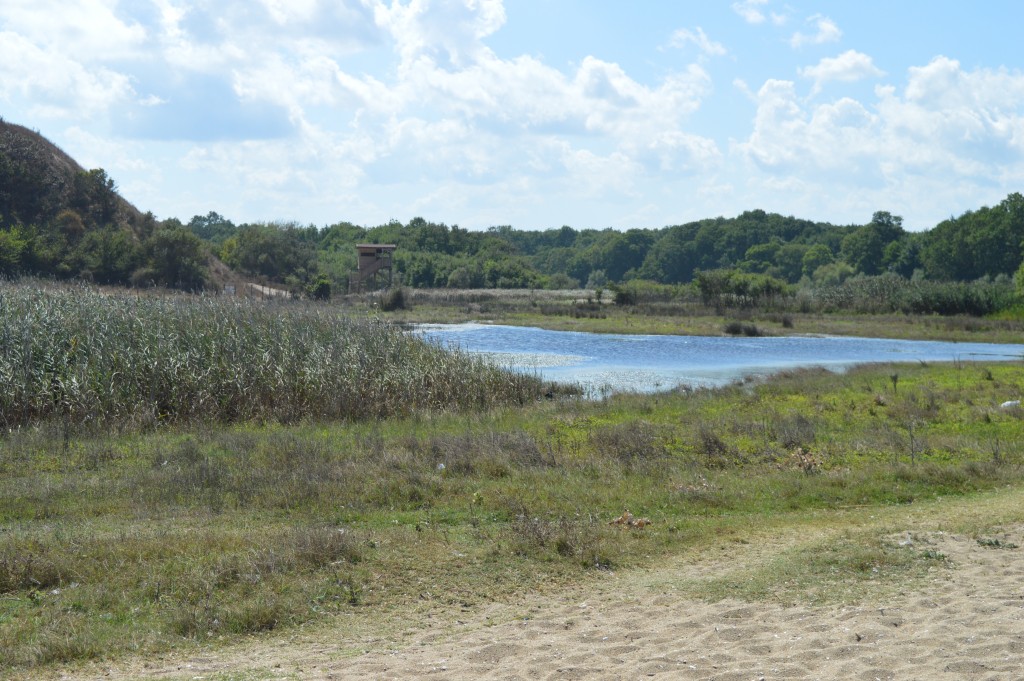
[0,282,544,429]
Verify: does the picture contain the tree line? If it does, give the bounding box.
[179,194,1024,298]
[1,149,208,290]
[2,156,1023,306]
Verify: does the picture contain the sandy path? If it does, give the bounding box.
[54,521,1024,681]
[321,529,1024,680]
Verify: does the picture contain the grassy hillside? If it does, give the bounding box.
[0,120,214,289]
[0,119,143,232]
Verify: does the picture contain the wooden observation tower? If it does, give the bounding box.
[349,243,396,293]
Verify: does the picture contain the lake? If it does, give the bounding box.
[415,323,1024,396]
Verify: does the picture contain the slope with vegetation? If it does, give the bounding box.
[0,119,206,289]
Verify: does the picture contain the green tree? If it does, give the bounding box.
[187,211,237,243]
[741,240,780,273]
[774,243,809,282]
[227,223,317,283]
[841,226,885,275]
[72,168,118,227]
[141,226,208,290]
[920,194,1024,281]
[869,211,904,242]
[307,274,331,300]
[447,265,483,289]
[801,243,834,277]
[813,261,856,286]
[637,225,700,283]
[74,226,141,284]
[0,226,28,275]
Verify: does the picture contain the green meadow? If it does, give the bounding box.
[1,281,1023,673]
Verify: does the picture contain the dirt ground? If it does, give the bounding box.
[47,516,1024,681]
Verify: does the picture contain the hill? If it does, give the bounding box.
[0,118,144,232]
[0,118,207,289]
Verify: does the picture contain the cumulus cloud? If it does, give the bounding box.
[142,0,720,217]
[670,27,727,58]
[0,0,145,117]
[0,31,135,117]
[0,0,147,59]
[732,0,768,24]
[790,15,841,48]
[370,0,507,67]
[800,50,885,94]
[116,0,719,171]
[737,56,1024,222]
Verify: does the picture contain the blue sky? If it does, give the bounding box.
[3,1,1024,232]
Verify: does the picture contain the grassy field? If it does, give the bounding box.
[3,308,1023,678]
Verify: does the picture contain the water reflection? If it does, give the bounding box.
[415,323,1024,397]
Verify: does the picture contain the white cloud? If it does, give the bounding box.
[0,0,147,59]
[258,0,320,25]
[670,27,727,58]
[0,0,144,118]
[878,57,1024,163]
[560,147,643,199]
[0,0,721,201]
[0,31,135,118]
[790,15,841,48]
[736,57,1024,225]
[370,0,507,67]
[800,50,885,93]
[149,0,721,219]
[633,130,723,174]
[732,0,768,24]
[733,78,756,101]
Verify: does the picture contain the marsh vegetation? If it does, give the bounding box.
[0,282,545,430]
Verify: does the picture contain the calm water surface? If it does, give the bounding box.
[415,323,1024,395]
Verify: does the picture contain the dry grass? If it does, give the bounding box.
[0,281,545,430]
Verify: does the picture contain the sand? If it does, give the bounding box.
[56,523,1024,681]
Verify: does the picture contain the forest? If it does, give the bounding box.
[183,199,1024,295]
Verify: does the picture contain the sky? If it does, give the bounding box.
[3,1,1024,232]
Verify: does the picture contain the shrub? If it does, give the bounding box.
[307,275,331,300]
[379,286,408,311]
[724,321,763,336]
[589,420,667,467]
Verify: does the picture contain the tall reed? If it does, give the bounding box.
[0,282,544,429]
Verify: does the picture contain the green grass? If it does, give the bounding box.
[680,528,951,605]
[2,282,1024,674]
[3,353,1024,673]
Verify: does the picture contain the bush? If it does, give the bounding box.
[307,275,331,301]
[724,321,763,336]
[810,273,1018,316]
[379,286,408,311]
